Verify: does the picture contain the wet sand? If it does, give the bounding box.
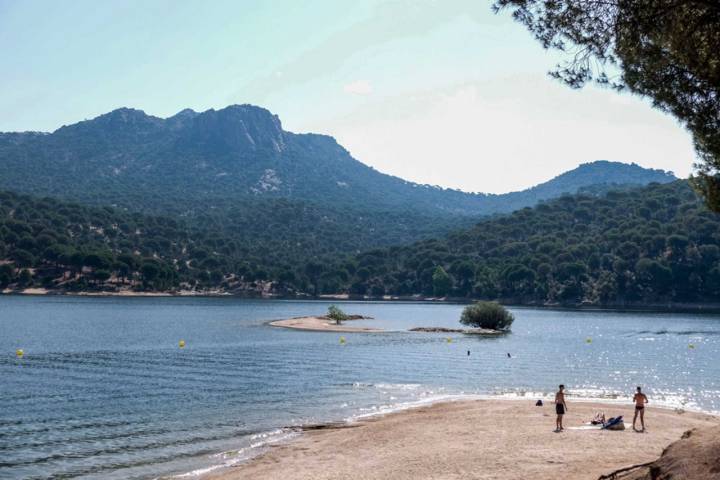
[203,399,718,480]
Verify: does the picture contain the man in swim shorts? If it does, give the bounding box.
[555,384,568,432]
[633,386,649,432]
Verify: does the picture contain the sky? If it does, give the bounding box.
[0,0,697,194]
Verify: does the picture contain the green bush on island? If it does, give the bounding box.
[326,305,349,325]
[460,302,514,331]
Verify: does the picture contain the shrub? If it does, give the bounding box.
[326,304,348,325]
[459,301,514,331]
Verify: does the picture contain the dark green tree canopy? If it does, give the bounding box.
[331,181,720,305]
[494,0,720,211]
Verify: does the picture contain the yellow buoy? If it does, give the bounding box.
[339,336,346,344]
[446,337,452,343]
[179,340,186,348]
[689,344,695,349]
[16,349,24,358]
[586,338,592,344]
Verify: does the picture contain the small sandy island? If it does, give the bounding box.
[269,317,505,335]
[269,316,384,333]
[202,399,718,480]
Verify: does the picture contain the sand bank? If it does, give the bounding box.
[203,399,718,480]
[269,316,384,333]
[74,290,174,297]
[409,327,504,335]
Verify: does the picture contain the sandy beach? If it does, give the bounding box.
[203,399,718,480]
[269,316,384,333]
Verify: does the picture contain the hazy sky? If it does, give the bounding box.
[0,0,697,193]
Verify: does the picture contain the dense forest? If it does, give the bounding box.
[332,181,720,305]
[0,190,475,293]
[0,192,312,292]
[3,180,720,306]
[0,191,193,292]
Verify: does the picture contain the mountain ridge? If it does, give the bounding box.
[0,104,676,218]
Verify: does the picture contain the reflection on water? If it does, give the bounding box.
[1,297,719,479]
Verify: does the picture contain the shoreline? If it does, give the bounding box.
[200,398,719,480]
[4,290,720,313]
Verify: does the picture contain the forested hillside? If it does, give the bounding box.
[336,181,720,305]
[0,191,463,293]
[3,181,719,304]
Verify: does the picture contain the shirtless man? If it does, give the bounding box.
[555,384,568,432]
[633,386,649,432]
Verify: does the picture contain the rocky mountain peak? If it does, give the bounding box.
[181,104,286,153]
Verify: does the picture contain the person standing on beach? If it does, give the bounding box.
[633,386,649,432]
[554,384,568,432]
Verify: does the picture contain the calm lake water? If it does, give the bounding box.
[1,296,719,479]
